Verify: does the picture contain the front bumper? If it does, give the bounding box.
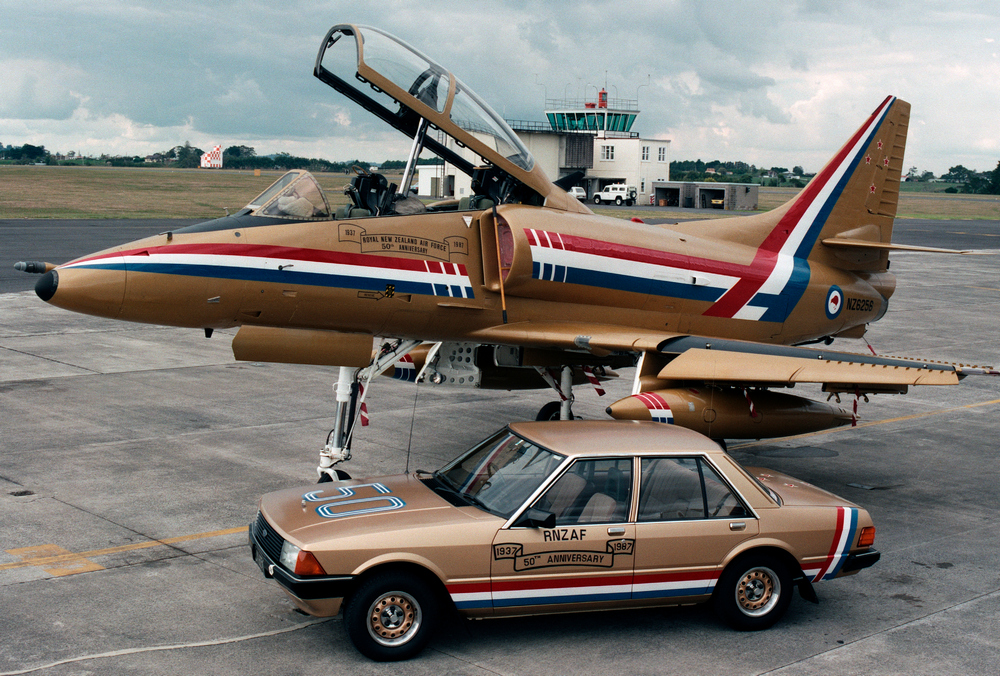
[248,519,354,603]
[841,548,881,573]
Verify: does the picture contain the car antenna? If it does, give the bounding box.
[404,378,421,474]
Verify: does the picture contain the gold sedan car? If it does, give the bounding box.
[249,421,878,661]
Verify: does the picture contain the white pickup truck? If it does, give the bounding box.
[593,184,637,206]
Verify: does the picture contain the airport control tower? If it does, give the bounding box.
[544,89,639,136]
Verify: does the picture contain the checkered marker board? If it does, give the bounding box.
[200,145,222,168]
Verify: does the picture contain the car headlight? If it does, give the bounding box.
[279,540,301,571]
[278,540,327,576]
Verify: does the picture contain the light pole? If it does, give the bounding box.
[636,74,650,109]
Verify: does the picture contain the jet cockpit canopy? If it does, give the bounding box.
[314,23,581,210]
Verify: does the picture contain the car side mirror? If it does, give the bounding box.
[513,508,555,529]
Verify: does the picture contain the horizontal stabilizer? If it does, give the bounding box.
[822,238,984,255]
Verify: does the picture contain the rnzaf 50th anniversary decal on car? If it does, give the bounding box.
[493,536,635,571]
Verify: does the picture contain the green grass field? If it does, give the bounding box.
[2,165,997,220]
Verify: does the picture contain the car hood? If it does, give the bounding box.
[747,467,860,508]
[259,473,489,543]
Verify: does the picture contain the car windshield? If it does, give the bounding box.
[436,429,564,517]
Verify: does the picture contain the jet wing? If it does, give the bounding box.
[465,323,992,392]
[466,322,675,356]
[657,346,958,389]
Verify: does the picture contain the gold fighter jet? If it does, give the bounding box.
[18,24,997,480]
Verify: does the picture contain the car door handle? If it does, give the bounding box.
[607,527,626,536]
[729,522,746,531]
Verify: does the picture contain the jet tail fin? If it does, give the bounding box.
[759,97,910,273]
[794,97,910,271]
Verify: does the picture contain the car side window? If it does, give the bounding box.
[638,457,746,521]
[534,458,632,525]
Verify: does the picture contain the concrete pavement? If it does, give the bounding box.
[1,223,998,675]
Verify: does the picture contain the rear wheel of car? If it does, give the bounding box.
[344,571,439,661]
[615,196,623,205]
[713,553,792,631]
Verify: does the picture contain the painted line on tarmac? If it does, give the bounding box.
[1,526,248,574]
[731,397,1000,450]
[0,617,333,676]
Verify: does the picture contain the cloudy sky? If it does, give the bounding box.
[2,1,998,175]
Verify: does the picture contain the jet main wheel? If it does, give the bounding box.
[713,553,792,630]
[344,571,439,661]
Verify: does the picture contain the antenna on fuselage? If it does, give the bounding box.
[493,203,509,324]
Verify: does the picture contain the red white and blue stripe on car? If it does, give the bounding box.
[59,243,476,299]
[446,506,861,610]
[805,506,860,582]
[525,97,900,324]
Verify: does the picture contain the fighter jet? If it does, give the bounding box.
[18,23,997,480]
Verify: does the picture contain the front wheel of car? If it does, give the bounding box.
[713,553,792,631]
[344,571,439,661]
[593,195,601,204]
[615,196,623,205]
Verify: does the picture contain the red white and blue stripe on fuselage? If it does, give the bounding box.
[527,97,899,323]
[60,243,476,299]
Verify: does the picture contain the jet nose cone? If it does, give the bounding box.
[35,270,58,301]
[40,255,127,320]
[605,395,653,421]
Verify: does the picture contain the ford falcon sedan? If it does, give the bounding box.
[249,421,878,661]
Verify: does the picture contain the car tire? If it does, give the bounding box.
[713,553,792,631]
[615,196,623,206]
[344,571,439,661]
[593,195,601,205]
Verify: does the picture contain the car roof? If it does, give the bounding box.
[507,420,722,458]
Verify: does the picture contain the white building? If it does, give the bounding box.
[417,92,670,205]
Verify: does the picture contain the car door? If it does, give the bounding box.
[631,455,759,604]
[491,457,636,614]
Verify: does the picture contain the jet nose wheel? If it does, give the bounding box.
[318,468,353,483]
[536,401,574,421]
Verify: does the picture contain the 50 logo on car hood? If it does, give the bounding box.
[302,482,406,519]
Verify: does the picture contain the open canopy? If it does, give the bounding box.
[314,23,580,209]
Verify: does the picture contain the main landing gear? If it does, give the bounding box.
[317,339,420,483]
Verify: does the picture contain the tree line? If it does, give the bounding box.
[0,142,442,173]
[670,158,1000,194]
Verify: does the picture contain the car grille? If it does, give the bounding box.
[251,512,284,562]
